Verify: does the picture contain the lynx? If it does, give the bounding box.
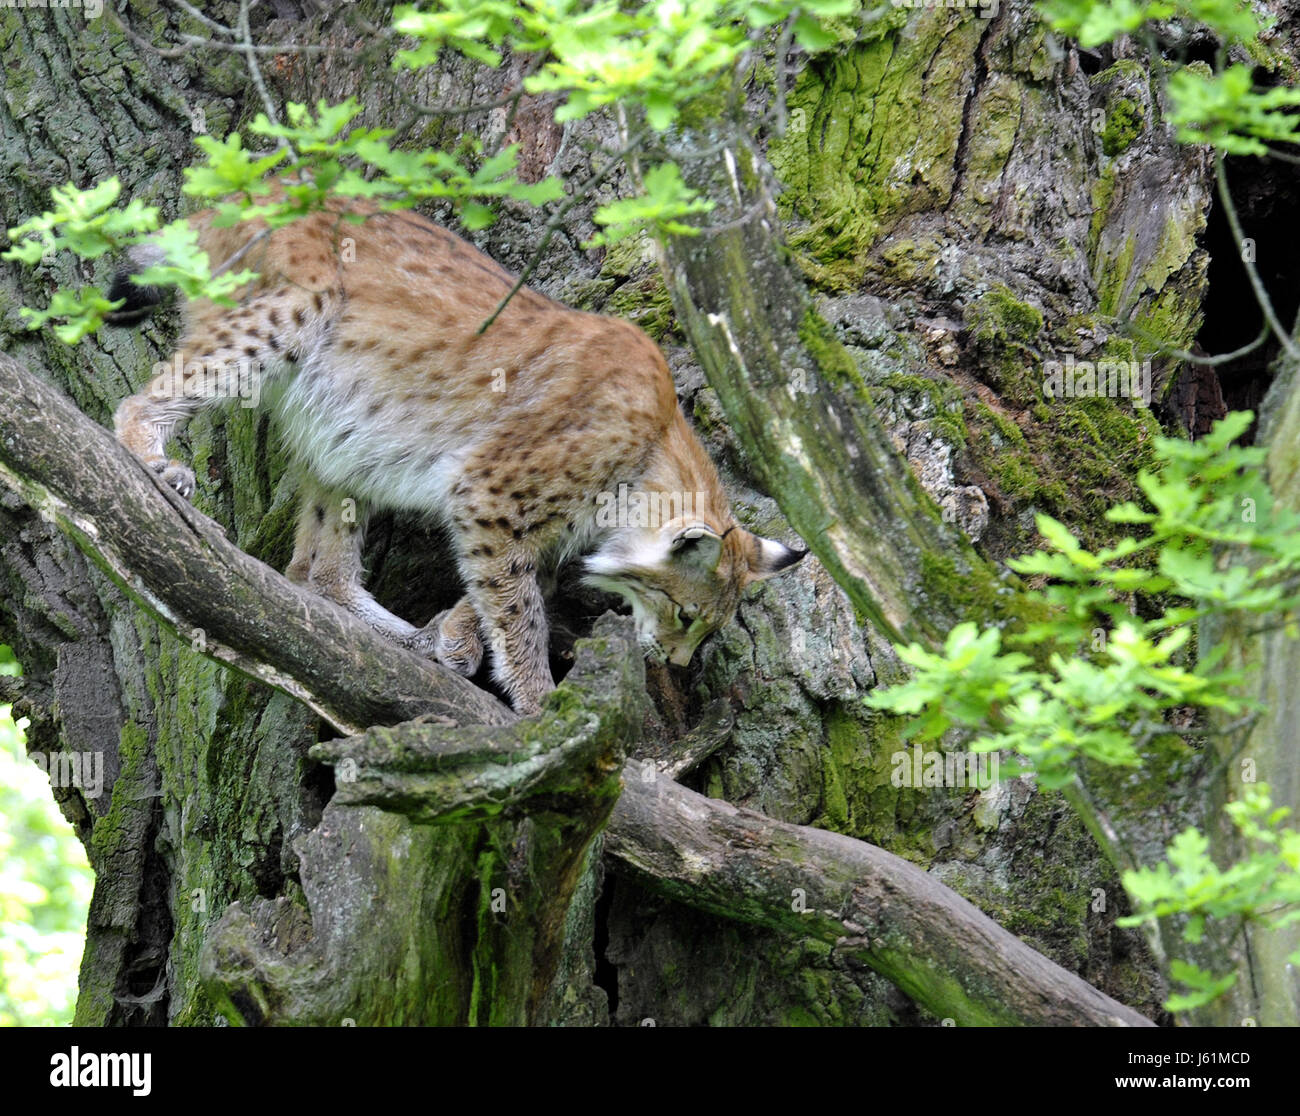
[111,195,805,713]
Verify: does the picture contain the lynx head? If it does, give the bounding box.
[584,520,806,667]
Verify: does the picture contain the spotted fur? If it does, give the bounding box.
[113,195,805,712]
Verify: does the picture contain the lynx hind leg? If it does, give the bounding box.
[113,389,201,499]
[114,286,334,498]
[413,596,484,678]
[289,481,423,647]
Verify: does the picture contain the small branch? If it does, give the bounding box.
[176,34,329,55]
[1214,153,1300,362]
[315,614,645,825]
[1121,317,1269,367]
[168,0,233,36]
[0,356,1155,1027]
[238,0,284,131]
[771,10,799,136]
[105,6,191,58]
[211,227,273,280]
[476,128,651,334]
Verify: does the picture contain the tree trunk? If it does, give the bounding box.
[8,0,1280,1026]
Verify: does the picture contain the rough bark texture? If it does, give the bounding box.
[10,0,1292,1026]
[0,350,1152,1025]
[609,760,1152,1026]
[1190,326,1300,1026]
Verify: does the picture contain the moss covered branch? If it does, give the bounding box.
[659,126,1016,646]
[0,353,513,735]
[609,760,1154,1027]
[0,355,1151,1025]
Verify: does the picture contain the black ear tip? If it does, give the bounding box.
[765,542,806,574]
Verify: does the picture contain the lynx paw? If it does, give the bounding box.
[414,608,484,677]
[150,458,196,500]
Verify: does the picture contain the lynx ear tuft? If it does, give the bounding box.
[746,534,807,583]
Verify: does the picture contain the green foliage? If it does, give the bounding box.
[2,180,161,342]
[0,647,92,1027]
[1037,0,1263,48]
[2,180,155,265]
[184,99,564,230]
[1039,0,1299,159]
[8,1,858,337]
[1167,66,1300,156]
[586,163,714,247]
[1121,785,1300,1009]
[394,0,860,241]
[395,0,858,117]
[866,413,1300,1009]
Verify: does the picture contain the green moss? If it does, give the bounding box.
[87,721,150,863]
[606,275,675,340]
[798,307,868,396]
[968,285,1044,350]
[880,372,968,450]
[964,287,1046,405]
[1100,97,1144,157]
[767,9,973,291]
[562,277,616,311]
[966,389,1160,553]
[588,232,677,339]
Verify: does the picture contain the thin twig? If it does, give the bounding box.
[211,228,274,280]
[691,196,770,236]
[169,0,233,36]
[476,128,651,334]
[489,52,548,157]
[237,0,282,129]
[1121,318,1269,367]
[1214,152,1300,361]
[176,33,329,54]
[1063,775,1166,967]
[105,6,191,58]
[772,9,798,136]
[396,84,531,120]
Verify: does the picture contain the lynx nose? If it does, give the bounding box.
[668,644,695,667]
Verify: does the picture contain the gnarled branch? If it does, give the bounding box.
[0,355,1151,1026]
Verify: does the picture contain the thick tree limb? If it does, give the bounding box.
[312,613,644,826]
[203,617,638,1026]
[0,355,1150,1025]
[609,761,1154,1027]
[658,120,1018,647]
[0,353,513,735]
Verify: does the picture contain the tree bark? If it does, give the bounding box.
[610,760,1152,1027]
[0,349,1150,1026]
[0,0,1231,1026]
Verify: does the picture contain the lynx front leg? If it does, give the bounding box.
[288,480,423,647]
[460,549,553,715]
[412,596,484,678]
